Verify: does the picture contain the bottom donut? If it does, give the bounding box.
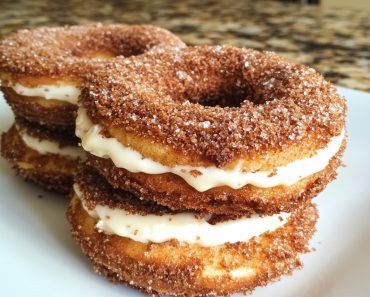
[1,119,85,194]
[67,165,318,296]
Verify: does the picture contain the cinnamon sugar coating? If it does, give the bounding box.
[0,24,185,80]
[67,189,318,296]
[80,45,346,166]
[15,116,79,148]
[75,163,255,223]
[1,124,77,193]
[12,166,73,194]
[1,86,77,131]
[86,136,345,216]
[76,163,182,216]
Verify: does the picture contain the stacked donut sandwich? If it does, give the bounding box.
[0,24,186,193]
[68,46,347,296]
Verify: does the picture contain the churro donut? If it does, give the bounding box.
[0,24,185,129]
[1,117,84,193]
[77,45,347,215]
[85,148,343,217]
[67,164,318,296]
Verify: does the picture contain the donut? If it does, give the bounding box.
[1,117,84,193]
[0,24,186,130]
[67,164,318,296]
[77,45,347,216]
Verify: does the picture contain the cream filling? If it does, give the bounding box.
[76,107,345,192]
[74,184,289,247]
[17,127,85,160]
[12,83,80,104]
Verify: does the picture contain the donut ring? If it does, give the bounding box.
[67,164,318,296]
[1,87,77,131]
[86,146,344,216]
[1,118,84,193]
[0,24,186,129]
[77,45,347,215]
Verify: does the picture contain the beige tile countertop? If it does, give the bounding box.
[0,0,369,91]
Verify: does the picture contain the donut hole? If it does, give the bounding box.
[196,89,250,108]
[173,62,269,108]
[63,25,185,60]
[82,52,116,59]
[73,45,155,60]
[185,82,265,108]
[72,48,146,60]
[70,37,166,60]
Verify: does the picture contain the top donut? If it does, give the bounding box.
[0,23,186,80]
[79,45,347,167]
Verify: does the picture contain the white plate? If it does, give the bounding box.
[0,87,369,297]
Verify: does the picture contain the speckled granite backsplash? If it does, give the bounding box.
[0,0,369,91]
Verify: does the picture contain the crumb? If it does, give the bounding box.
[189,170,202,177]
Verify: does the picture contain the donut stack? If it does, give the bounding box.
[68,46,347,296]
[0,24,186,193]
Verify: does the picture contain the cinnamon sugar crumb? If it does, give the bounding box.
[189,169,202,177]
[268,168,277,177]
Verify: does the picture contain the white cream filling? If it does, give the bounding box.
[12,83,80,104]
[17,126,85,160]
[74,184,289,247]
[76,107,345,192]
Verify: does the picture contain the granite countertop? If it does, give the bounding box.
[0,0,369,91]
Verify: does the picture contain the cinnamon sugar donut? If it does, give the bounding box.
[77,45,347,215]
[0,24,185,129]
[67,164,318,296]
[85,148,344,216]
[1,118,84,193]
